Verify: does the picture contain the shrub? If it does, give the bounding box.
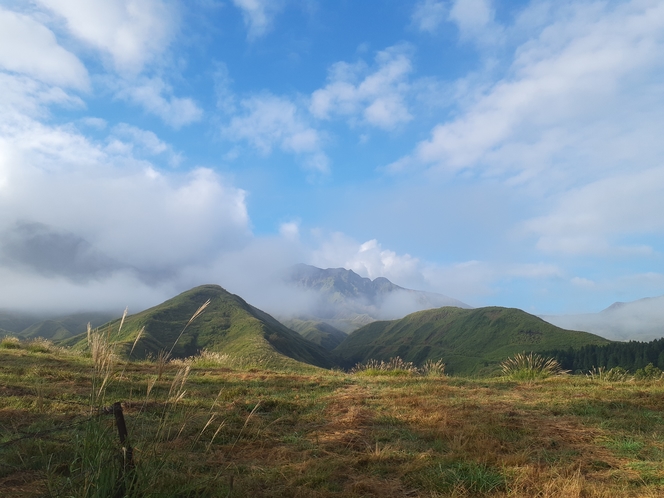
[500,352,568,381]
[634,363,663,381]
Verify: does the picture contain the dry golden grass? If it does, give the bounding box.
[2,346,664,497]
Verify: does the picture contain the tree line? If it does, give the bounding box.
[544,337,664,373]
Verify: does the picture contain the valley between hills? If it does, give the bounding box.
[3,266,664,496]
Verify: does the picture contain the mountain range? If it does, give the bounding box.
[4,264,662,376]
[279,264,470,333]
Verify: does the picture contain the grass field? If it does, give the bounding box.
[2,339,664,497]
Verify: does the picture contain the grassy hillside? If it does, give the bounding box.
[63,284,335,369]
[281,318,347,350]
[334,306,611,375]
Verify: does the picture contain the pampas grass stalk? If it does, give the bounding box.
[168,299,210,356]
[129,326,144,358]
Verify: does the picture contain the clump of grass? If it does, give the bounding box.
[500,352,568,381]
[587,366,631,382]
[0,336,21,349]
[25,338,56,353]
[421,358,446,377]
[351,357,419,376]
[416,461,507,495]
[185,350,233,368]
[350,357,447,377]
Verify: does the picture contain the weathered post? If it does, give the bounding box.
[106,402,135,497]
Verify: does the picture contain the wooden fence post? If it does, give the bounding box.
[107,402,135,497]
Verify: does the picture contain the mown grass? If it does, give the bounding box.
[2,342,664,496]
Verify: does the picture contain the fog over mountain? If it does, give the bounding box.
[542,295,664,342]
[277,264,471,332]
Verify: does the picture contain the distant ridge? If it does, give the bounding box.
[282,264,470,332]
[334,306,610,375]
[0,310,116,340]
[542,295,664,341]
[64,284,335,369]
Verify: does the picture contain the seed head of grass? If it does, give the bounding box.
[155,349,171,380]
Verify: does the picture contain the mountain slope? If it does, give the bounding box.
[0,311,43,334]
[542,295,664,341]
[334,306,610,375]
[20,312,116,341]
[64,285,335,369]
[281,318,347,350]
[283,264,470,332]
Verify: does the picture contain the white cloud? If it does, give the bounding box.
[412,0,447,33]
[279,221,300,240]
[80,117,107,129]
[311,233,422,284]
[411,0,664,176]
[0,7,89,90]
[117,77,203,128]
[112,123,168,154]
[310,45,413,130]
[110,123,182,166]
[224,93,329,173]
[526,167,664,256]
[449,0,494,38]
[0,111,250,273]
[0,72,84,121]
[393,0,664,259]
[35,0,176,74]
[232,0,282,40]
[213,62,236,114]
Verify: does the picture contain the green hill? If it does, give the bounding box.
[63,285,336,369]
[334,306,611,375]
[281,318,347,350]
[20,312,116,341]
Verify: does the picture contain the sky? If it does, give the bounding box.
[0,0,663,316]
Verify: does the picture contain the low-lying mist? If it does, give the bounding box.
[543,295,664,341]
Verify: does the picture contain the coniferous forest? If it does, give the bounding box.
[545,337,664,372]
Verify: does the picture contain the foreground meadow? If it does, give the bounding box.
[2,341,664,497]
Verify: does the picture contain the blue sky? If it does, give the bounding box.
[0,0,663,315]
